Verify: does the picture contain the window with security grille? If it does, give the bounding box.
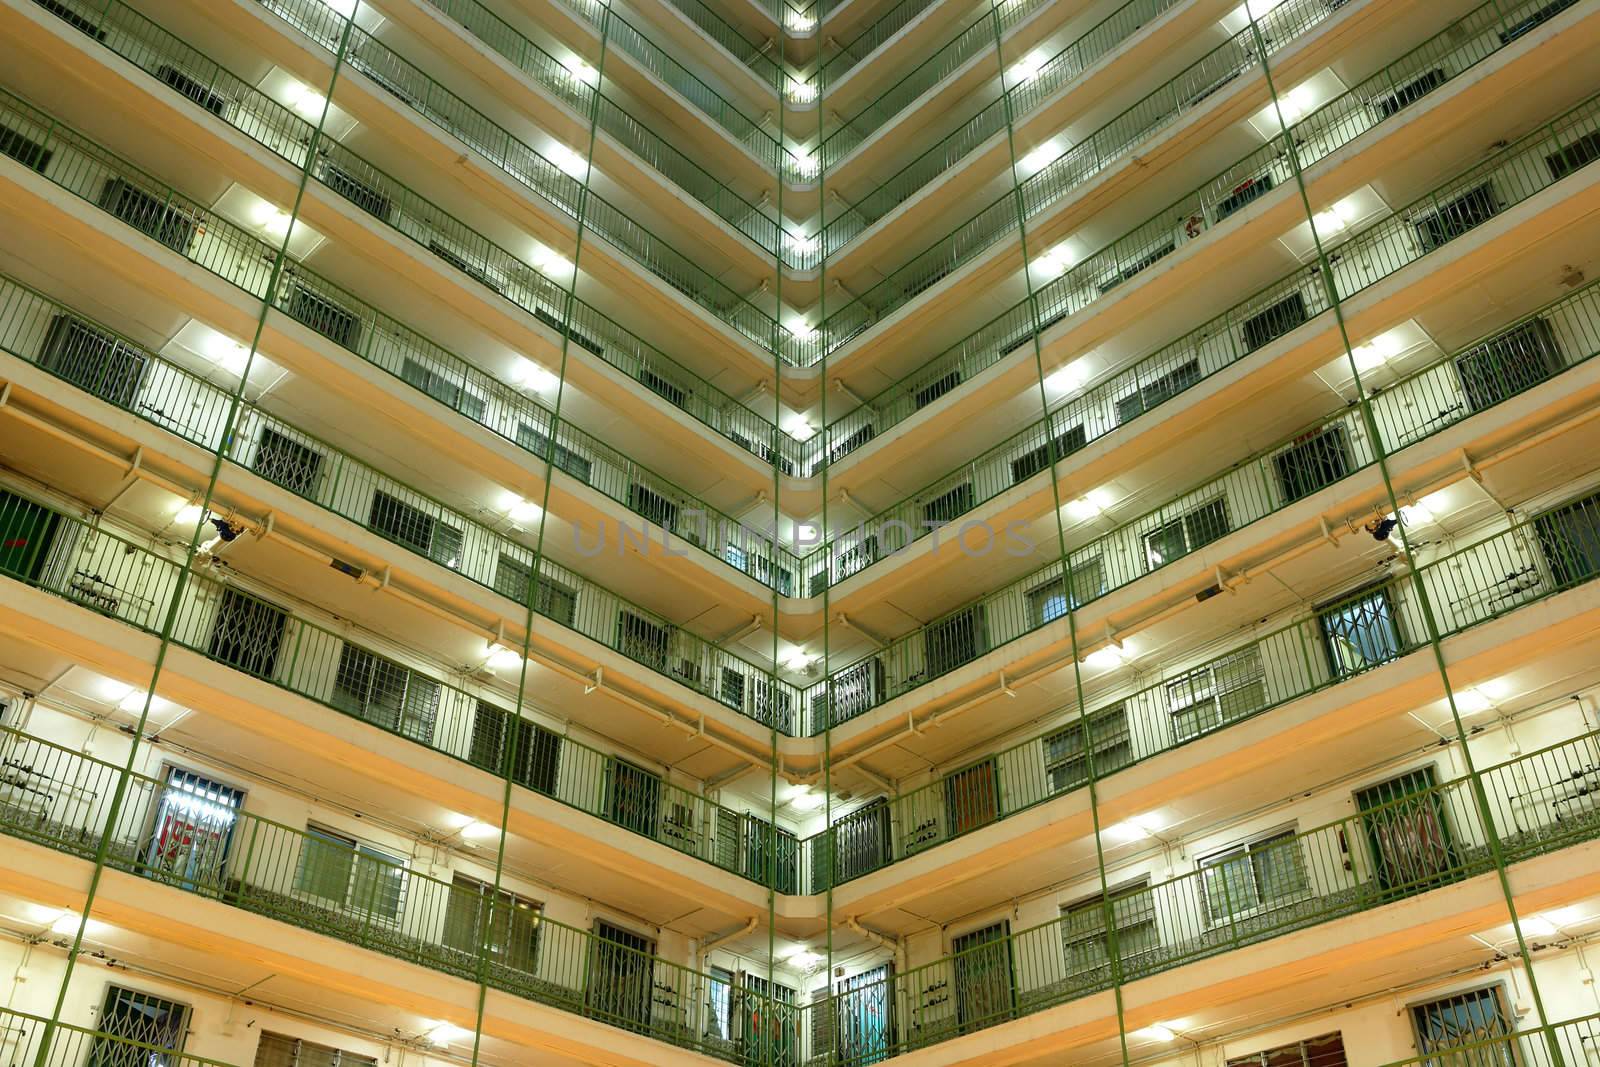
[925,605,985,677]
[1533,490,1600,590]
[1166,646,1266,741]
[1318,583,1404,678]
[92,986,190,1067]
[367,490,463,569]
[1410,987,1514,1064]
[145,767,243,887]
[331,644,439,744]
[1115,359,1200,424]
[206,588,288,678]
[1226,1031,1347,1067]
[1043,704,1131,794]
[0,122,54,172]
[1143,497,1230,571]
[1199,828,1308,922]
[294,824,407,923]
[441,873,541,971]
[401,357,486,421]
[1059,877,1156,981]
[1413,182,1499,253]
[515,422,593,482]
[252,426,325,497]
[253,1031,379,1067]
[466,701,561,794]
[1454,317,1564,413]
[284,282,361,350]
[1272,425,1352,505]
[39,314,148,410]
[98,178,201,254]
[616,611,669,669]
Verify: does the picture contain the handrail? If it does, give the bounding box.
[0,720,791,1059]
[0,1003,243,1067]
[0,107,809,726]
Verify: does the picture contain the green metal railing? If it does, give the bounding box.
[812,0,1556,360]
[37,0,800,360]
[262,0,794,264]
[819,0,1180,253]
[0,484,805,875]
[802,81,1600,592]
[0,722,789,1060]
[786,732,1600,1061]
[654,0,785,90]
[0,1003,243,1067]
[0,89,812,577]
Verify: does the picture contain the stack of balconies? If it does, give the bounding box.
[0,0,1598,1062]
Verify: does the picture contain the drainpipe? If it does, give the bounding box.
[845,915,902,974]
[700,915,759,971]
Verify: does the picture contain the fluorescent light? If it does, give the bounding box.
[786,78,817,103]
[423,1022,473,1047]
[1085,644,1125,671]
[510,358,558,391]
[560,56,596,84]
[320,0,357,18]
[531,243,574,278]
[1521,916,1558,938]
[1020,141,1060,174]
[1034,242,1075,278]
[789,790,825,812]
[786,317,816,342]
[1453,688,1491,715]
[1044,362,1087,394]
[784,231,818,258]
[1140,1023,1178,1042]
[1065,489,1110,521]
[460,820,500,842]
[782,650,814,672]
[791,152,819,179]
[1350,329,1404,371]
[795,522,820,544]
[1010,50,1048,83]
[487,645,523,671]
[785,9,815,31]
[173,503,206,527]
[507,497,543,524]
[286,82,326,121]
[1276,84,1317,123]
[547,143,589,178]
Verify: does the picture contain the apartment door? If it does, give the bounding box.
[1355,767,1457,896]
[588,921,655,1032]
[207,588,288,678]
[836,964,894,1064]
[944,759,1000,838]
[91,986,190,1067]
[1410,986,1516,1067]
[145,767,244,890]
[606,759,661,837]
[832,798,890,883]
[741,974,797,1067]
[0,489,61,583]
[951,921,1015,1032]
[1318,584,1403,678]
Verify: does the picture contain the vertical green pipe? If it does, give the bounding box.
[983,2,1131,1060]
[33,13,357,1061]
[767,27,787,1067]
[1242,10,1560,1060]
[815,25,835,1064]
[466,7,611,1063]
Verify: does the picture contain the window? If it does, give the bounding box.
[331,644,439,744]
[1059,878,1157,981]
[1215,172,1276,222]
[616,611,669,669]
[34,0,108,39]
[832,798,890,883]
[706,966,735,1041]
[628,482,679,529]
[1026,578,1070,626]
[466,701,562,793]
[207,588,288,678]
[1371,67,1447,120]
[913,368,961,409]
[93,987,190,1067]
[1499,0,1577,45]
[0,122,53,172]
[1043,704,1131,794]
[442,873,541,971]
[741,973,799,1067]
[38,314,147,409]
[1199,828,1308,922]
[1454,317,1563,412]
[1116,359,1201,425]
[321,161,392,221]
[1413,182,1499,253]
[606,759,662,837]
[1318,583,1404,677]
[367,490,463,569]
[922,482,975,526]
[638,365,687,407]
[833,964,893,1063]
[1227,1032,1347,1067]
[284,282,361,350]
[1009,424,1087,484]
[254,1033,378,1067]
[1143,498,1230,571]
[495,556,577,625]
[401,357,485,421]
[1546,127,1600,181]
[1097,240,1175,295]
[0,487,63,584]
[1167,646,1266,741]
[157,64,228,118]
[98,178,201,254]
[1533,490,1600,589]
[252,426,324,497]
[427,240,503,294]
[1410,987,1514,1065]
[925,605,985,677]
[1241,291,1309,353]
[515,422,593,482]
[827,657,885,726]
[294,825,407,923]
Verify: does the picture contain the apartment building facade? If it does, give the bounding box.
[0,0,1599,1064]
